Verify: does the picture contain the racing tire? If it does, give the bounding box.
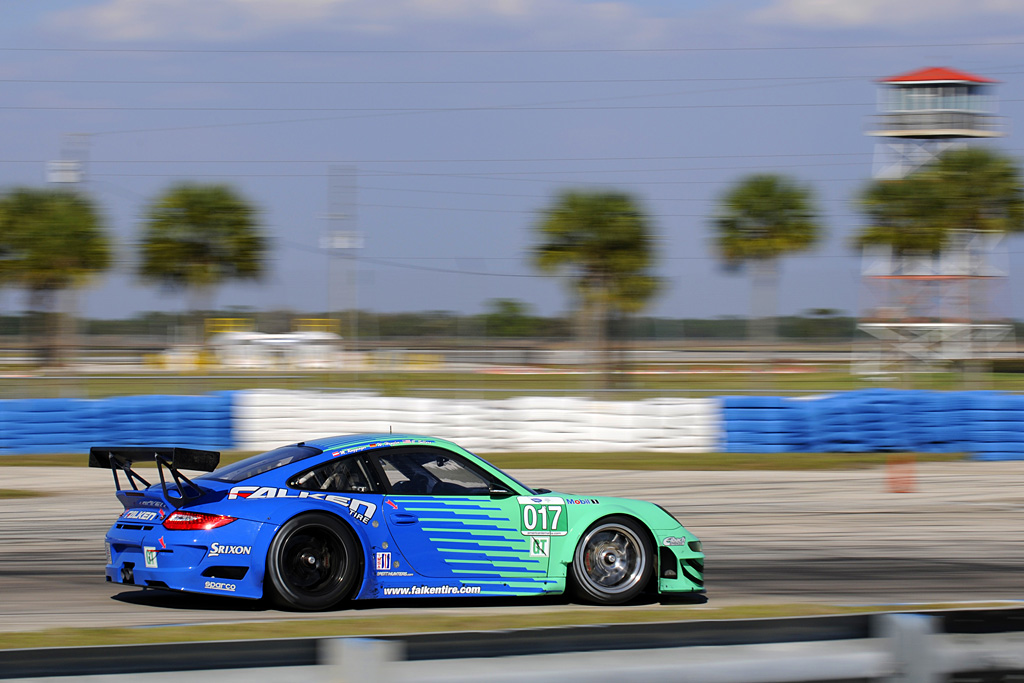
[570,515,653,605]
[265,512,361,611]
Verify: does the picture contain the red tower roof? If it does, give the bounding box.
[879,67,998,84]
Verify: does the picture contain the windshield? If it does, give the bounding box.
[199,444,323,483]
[468,452,536,494]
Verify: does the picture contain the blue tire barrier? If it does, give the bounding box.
[720,389,1024,459]
[0,393,234,455]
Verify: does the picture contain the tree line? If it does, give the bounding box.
[0,182,266,361]
[0,306,859,341]
[535,147,1023,380]
[0,147,1021,364]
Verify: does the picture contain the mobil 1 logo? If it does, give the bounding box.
[517,496,567,537]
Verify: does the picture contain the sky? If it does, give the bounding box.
[1,0,1023,321]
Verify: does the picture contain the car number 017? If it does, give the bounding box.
[518,497,567,536]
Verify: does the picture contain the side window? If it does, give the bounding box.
[291,456,375,493]
[376,449,491,496]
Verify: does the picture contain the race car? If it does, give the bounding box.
[92,434,704,609]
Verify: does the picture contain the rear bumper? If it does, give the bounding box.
[104,519,271,600]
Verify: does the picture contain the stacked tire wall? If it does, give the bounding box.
[3,388,1024,460]
[232,391,718,454]
[721,396,810,453]
[720,389,1024,459]
[0,394,234,454]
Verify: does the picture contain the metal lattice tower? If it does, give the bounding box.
[323,166,363,347]
[858,67,1010,373]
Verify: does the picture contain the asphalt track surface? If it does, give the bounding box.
[1,462,1023,633]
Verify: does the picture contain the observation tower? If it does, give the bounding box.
[858,67,1010,373]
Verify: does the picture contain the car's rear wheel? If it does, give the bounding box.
[265,512,360,610]
[570,516,653,605]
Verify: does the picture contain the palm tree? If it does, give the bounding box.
[138,182,267,341]
[0,187,111,364]
[857,147,1023,253]
[711,174,822,344]
[533,190,660,382]
[930,147,1024,235]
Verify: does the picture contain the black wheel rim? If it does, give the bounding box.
[279,525,347,596]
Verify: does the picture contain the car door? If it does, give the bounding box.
[371,446,555,589]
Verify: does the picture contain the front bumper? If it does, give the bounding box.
[654,535,704,594]
[104,518,270,600]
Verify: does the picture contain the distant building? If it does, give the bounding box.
[209,331,342,369]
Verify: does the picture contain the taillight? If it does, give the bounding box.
[163,511,236,531]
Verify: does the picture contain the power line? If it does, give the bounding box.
[280,242,868,280]
[277,246,1024,282]
[337,203,876,218]
[6,71,1022,86]
[86,172,875,184]
[80,161,872,177]
[282,240,558,278]
[0,152,878,164]
[85,176,870,206]
[6,72,1021,94]
[7,99,1021,117]
[0,75,870,86]
[0,101,883,112]
[5,149,1024,166]
[2,41,1023,54]
[71,151,877,172]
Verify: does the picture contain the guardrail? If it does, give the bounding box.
[3,609,1023,681]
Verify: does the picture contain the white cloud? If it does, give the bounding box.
[752,0,1024,28]
[47,0,341,41]
[46,0,667,44]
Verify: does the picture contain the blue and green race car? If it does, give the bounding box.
[92,434,704,609]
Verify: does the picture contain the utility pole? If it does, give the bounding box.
[46,133,91,367]
[322,165,363,369]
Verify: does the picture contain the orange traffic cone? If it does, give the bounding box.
[886,454,916,493]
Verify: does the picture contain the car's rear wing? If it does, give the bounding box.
[89,446,220,508]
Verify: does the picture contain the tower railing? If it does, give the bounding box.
[868,111,1005,136]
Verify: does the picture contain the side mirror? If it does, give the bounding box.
[488,483,515,497]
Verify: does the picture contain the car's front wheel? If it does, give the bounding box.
[265,512,360,610]
[570,516,653,605]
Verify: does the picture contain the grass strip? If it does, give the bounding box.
[0,489,47,499]
[1,601,1015,650]
[484,452,964,471]
[3,369,1023,398]
[0,454,100,467]
[0,452,965,470]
